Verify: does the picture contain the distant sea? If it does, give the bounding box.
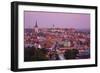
[24,28,90,34]
[76,29,90,34]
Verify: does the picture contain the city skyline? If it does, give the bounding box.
[24,11,90,29]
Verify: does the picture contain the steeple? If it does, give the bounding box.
[34,21,39,33]
[35,21,38,28]
[53,24,55,28]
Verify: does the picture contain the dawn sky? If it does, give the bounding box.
[24,11,90,29]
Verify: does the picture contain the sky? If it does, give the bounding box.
[24,11,90,29]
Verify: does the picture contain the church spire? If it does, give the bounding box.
[53,24,55,28]
[34,20,39,33]
[35,21,38,28]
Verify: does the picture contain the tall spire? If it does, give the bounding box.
[34,20,39,33]
[53,24,55,28]
[35,21,38,28]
